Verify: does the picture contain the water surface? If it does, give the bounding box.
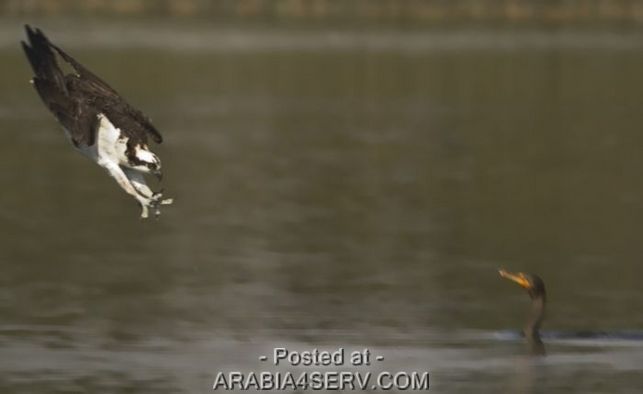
[1,20,643,393]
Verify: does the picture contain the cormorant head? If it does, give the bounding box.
[499,269,546,301]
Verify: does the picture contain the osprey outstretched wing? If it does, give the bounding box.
[22,25,172,218]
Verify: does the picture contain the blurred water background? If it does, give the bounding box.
[1,1,643,393]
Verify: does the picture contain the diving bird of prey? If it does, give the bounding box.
[21,25,172,218]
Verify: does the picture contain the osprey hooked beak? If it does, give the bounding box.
[153,169,163,182]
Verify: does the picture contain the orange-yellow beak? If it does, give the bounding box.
[499,269,531,289]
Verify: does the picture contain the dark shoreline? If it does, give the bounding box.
[3,0,643,27]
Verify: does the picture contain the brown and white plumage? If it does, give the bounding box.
[22,25,172,218]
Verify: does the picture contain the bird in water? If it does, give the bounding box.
[499,269,546,355]
[21,25,172,218]
[499,269,643,355]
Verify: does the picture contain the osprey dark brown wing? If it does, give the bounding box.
[48,39,163,144]
[22,24,163,146]
[22,25,66,95]
[32,78,99,146]
[22,25,98,146]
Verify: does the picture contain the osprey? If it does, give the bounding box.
[21,25,172,218]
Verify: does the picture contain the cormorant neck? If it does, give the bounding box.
[524,295,546,354]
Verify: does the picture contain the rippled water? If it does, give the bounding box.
[1,19,643,393]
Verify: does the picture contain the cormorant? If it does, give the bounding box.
[499,269,643,356]
[499,269,546,355]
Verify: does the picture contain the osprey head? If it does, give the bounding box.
[130,146,163,180]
